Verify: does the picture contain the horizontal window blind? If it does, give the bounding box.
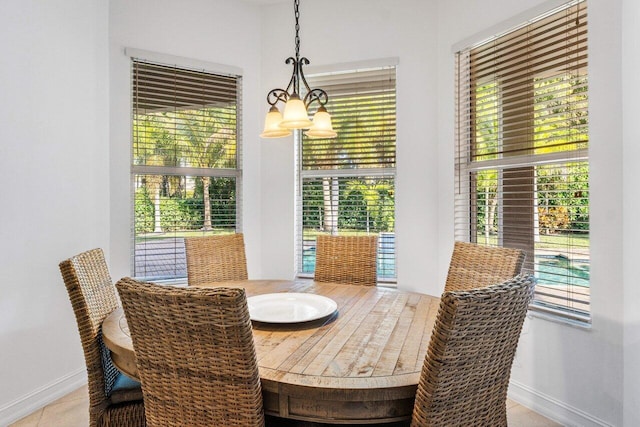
[133,61,238,169]
[298,66,397,282]
[133,62,238,111]
[302,67,396,170]
[133,174,237,279]
[300,175,396,280]
[131,59,242,281]
[455,1,590,322]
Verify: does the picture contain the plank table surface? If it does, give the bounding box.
[102,280,440,424]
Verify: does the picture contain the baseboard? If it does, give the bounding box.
[509,379,614,427]
[0,368,87,426]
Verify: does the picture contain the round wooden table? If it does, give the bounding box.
[102,280,439,424]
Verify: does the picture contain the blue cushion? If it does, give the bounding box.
[98,329,140,396]
[112,372,141,391]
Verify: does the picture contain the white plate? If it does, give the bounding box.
[247,293,338,323]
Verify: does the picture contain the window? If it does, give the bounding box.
[455,2,589,322]
[297,65,397,282]
[131,59,242,281]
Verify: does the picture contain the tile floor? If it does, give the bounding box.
[10,385,562,426]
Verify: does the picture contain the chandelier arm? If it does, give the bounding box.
[266,89,290,107]
[284,57,299,95]
[304,88,329,110]
[297,57,312,96]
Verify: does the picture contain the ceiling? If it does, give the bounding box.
[241,0,289,5]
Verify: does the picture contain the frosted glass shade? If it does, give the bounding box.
[260,107,292,138]
[280,95,312,129]
[305,107,337,138]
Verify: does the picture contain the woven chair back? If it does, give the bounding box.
[59,248,145,427]
[411,275,535,427]
[116,278,264,427]
[444,241,525,292]
[184,233,248,286]
[314,235,378,286]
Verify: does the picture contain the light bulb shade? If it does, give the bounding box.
[305,108,337,138]
[280,96,312,129]
[260,107,292,138]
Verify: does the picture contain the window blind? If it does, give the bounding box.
[131,59,242,281]
[298,66,397,282]
[133,61,239,169]
[455,1,589,322]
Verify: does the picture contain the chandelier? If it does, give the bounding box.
[260,0,337,139]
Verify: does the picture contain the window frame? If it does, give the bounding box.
[295,60,398,284]
[127,50,243,283]
[454,1,590,324]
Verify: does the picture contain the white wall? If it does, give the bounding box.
[108,0,264,280]
[436,0,626,425]
[258,2,297,280]
[0,1,109,424]
[622,0,640,425]
[259,0,442,292]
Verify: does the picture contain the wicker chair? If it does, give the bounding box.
[411,274,535,427]
[314,234,378,286]
[184,233,248,286]
[444,241,526,292]
[115,277,264,427]
[59,249,145,427]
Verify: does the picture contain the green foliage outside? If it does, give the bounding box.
[133,105,238,236]
[473,75,589,238]
[134,178,236,237]
[134,187,154,234]
[302,177,395,234]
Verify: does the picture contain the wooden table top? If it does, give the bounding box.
[102,280,440,424]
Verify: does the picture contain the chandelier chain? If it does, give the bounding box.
[294,0,300,60]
